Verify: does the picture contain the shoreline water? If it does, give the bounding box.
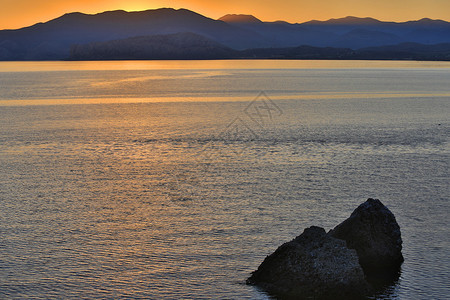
[1,60,448,299]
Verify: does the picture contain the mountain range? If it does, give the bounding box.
[1,8,450,61]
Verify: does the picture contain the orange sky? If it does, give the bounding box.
[1,0,450,30]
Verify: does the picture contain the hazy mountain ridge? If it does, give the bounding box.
[224,14,450,48]
[0,8,264,60]
[219,14,264,24]
[69,33,450,61]
[356,42,450,60]
[1,8,450,60]
[70,32,237,60]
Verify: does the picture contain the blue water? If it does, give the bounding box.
[0,60,449,299]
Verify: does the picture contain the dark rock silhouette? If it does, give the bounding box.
[248,199,403,299]
[330,198,404,280]
[247,226,370,299]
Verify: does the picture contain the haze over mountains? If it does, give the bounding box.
[0,8,449,60]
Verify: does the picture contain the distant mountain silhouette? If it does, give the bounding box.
[304,16,384,25]
[1,8,450,60]
[0,8,264,60]
[69,34,450,61]
[356,42,450,60]
[70,32,237,60]
[219,14,263,24]
[332,29,401,49]
[69,35,356,60]
[239,45,355,60]
[223,15,450,48]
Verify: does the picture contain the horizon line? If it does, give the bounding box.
[1,7,449,31]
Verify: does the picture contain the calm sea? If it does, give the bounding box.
[0,60,449,299]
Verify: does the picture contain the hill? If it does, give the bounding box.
[1,8,450,60]
[0,8,262,60]
[70,32,237,60]
[69,35,450,61]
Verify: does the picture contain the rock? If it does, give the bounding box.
[247,199,404,298]
[329,198,404,276]
[247,226,370,299]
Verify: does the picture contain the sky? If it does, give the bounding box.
[1,0,450,30]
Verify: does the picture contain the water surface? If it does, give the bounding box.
[0,60,449,299]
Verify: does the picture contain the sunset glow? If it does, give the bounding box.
[2,0,450,29]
